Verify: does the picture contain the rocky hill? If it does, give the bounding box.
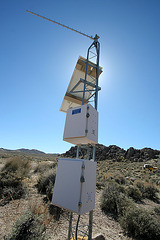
[62,144,160,162]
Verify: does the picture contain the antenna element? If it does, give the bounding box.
[26,10,97,40]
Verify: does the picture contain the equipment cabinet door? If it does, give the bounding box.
[52,159,83,213]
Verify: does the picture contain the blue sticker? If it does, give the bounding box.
[72,108,81,115]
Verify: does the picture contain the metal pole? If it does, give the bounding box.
[88,210,93,240]
[68,212,73,240]
[68,146,80,240]
[88,39,100,240]
[82,43,94,105]
[88,144,96,240]
[94,41,100,111]
[92,145,96,161]
[76,146,79,159]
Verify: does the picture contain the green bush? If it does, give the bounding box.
[34,162,56,174]
[136,181,159,202]
[6,210,47,240]
[0,157,30,205]
[126,185,142,202]
[114,175,126,185]
[120,207,160,240]
[49,205,63,220]
[36,170,56,201]
[0,173,24,204]
[154,206,160,216]
[143,184,159,202]
[100,182,133,216]
[2,157,30,177]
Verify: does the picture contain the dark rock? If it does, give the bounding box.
[61,144,160,162]
[125,147,135,159]
[92,234,105,240]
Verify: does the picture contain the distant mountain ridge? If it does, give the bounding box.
[0,148,45,155]
[17,148,46,154]
[1,145,160,161]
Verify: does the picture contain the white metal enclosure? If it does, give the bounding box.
[63,104,98,145]
[52,158,97,215]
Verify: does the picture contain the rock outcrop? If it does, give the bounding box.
[62,144,160,162]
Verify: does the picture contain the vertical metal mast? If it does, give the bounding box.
[82,34,100,111]
[76,33,100,240]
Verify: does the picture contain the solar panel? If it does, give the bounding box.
[60,56,103,112]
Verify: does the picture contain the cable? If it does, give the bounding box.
[75,215,81,240]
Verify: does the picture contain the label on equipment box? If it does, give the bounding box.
[72,108,81,115]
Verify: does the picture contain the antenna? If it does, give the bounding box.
[26,10,99,40]
[26,9,101,110]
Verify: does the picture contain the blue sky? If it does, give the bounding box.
[0,0,160,153]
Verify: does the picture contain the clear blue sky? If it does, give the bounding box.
[0,0,160,153]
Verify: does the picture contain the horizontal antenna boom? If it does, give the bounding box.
[26,10,94,40]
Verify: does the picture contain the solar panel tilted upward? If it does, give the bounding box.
[60,56,103,113]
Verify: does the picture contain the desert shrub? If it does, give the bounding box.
[2,157,30,177]
[143,184,159,202]
[0,157,30,205]
[96,174,105,189]
[115,194,134,217]
[48,205,63,220]
[154,206,160,216]
[136,181,159,202]
[1,179,24,202]
[34,162,56,174]
[6,210,47,240]
[126,185,142,202]
[120,207,160,240]
[96,172,126,189]
[114,174,126,185]
[36,170,56,201]
[100,182,132,216]
[0,172,24,205]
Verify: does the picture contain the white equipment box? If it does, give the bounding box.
[63,104,98,145]
[52,158,97,215]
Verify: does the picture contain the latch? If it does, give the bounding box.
[82,163,85,170]
[80,175,85,183]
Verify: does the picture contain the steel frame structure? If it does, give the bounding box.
[68,35,100,240]
[26,10,101,240]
